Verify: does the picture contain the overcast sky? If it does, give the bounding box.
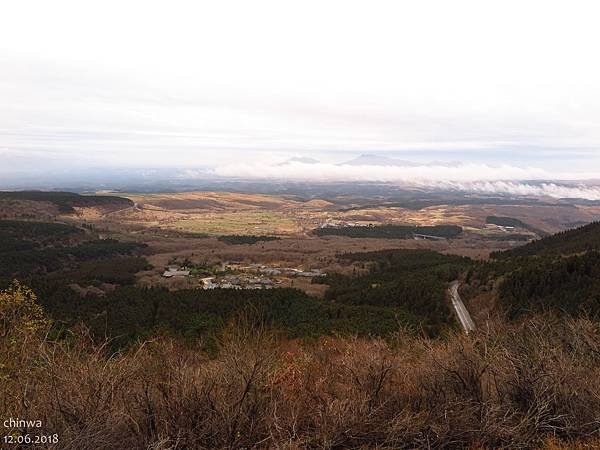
[2,0,600,181]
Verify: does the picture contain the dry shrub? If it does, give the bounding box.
[2,296,600,449]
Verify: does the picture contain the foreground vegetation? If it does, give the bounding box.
[2,283,599,449]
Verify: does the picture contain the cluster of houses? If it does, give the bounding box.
[162,261,324,290]
[162,266,191,278]
[485,223,517,233]
[259,267,322,278]
[199,275,274,290]
[225,262,323,278]
[317,219,362,229]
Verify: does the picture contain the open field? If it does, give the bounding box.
[167,210,299,235]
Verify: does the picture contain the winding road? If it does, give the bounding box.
[449,281,476,334]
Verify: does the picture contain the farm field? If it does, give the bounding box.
[167,210,299,235]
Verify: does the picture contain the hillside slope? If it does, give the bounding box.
[0,191,133,213]
[469,221,600,319]
[491,221,600,259]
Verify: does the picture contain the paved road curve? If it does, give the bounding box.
[449,281,476,334]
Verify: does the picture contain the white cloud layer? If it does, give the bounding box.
[215,161,600,199]
[445,181,600,200]
[215,161,600,183]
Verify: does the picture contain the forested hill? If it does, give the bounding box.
[319,249,470,335]
[468,221,600,320]
[314,224,463,239]
[0,191,133,213]
[485,215,548,237]
[498,251,600,319]
[491,221,600,259]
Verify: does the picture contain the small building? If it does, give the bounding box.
[226,276,241,285]
[162,267,191,278]
[260,268,281,276]
[200,277,216,288]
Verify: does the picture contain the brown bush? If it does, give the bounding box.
[2,297,600,449]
